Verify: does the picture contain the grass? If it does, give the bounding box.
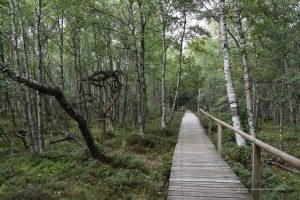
[0,111,184,200]
[201,113,300,200]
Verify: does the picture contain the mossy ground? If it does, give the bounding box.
[201,113,300,200]
[0,111,184,200]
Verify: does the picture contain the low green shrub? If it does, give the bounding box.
[221,145,252,168]
[160,151,173,181]
[126,134,156,152]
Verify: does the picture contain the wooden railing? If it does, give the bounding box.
[199,109,300,200]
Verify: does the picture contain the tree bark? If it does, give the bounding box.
[0,20,4,62]
[8,0,20,72]
[219,0,245,146]
[129,0,144,135]
[160,3,167,128]
[35,0,45,153]
[59,11,64,91]
[121,64,129,127]
[233,0,256,138]
[138,0,147,134]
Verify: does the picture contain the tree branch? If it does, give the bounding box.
[0,62,108,162]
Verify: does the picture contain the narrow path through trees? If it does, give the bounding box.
[167,111,251,200]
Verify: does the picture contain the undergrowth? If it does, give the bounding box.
[0,111,184,200]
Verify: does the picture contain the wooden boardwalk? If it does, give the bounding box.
[167,111,252,200]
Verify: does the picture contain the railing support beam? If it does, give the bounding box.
[252,144,262,200]
[217,123,222,153]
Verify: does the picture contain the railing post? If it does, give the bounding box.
[208,117,212,136]
[252,144,262,200]
[217,123,222,153]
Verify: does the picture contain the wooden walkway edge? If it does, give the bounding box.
[167,111,252,200]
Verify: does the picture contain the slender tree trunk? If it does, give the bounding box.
[121,64,129,127]
[197,89,201,112]
[170,9,187,123]
[233,0,256,137]
[283,56,295,125]
[160,6,167,128]
[5,93,17,140]
[279,80,284,150]
[59,11,64,91]
[8,0,20,72]
[17,1,36,149]
[0,20,4,63]
[107,32,115,134]
[129,0,144,135]
[35,0,44,153]
[253,78,260,128]
[219,0,245,146]
[93,24,105,133]
[138,0,147,134]
[8,0,19,134]
[253,46,260,128]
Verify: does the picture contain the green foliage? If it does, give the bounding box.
[221,145,252,168]
[0,112,183,200]
[231,162,252,188]
[110,152,146,171]
[126,134,156,151]
[160,151,174,181]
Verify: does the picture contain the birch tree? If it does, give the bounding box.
[233,0,256,138]
[219,0,245,146]
[160,0,168,128]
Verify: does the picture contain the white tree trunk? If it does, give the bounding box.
[233,0,256,138]
[59,12,64,92]
[219,0,245,146]
[160,4,167,128]
[161,44,167,128]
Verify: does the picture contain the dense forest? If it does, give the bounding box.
[0,0,300,199]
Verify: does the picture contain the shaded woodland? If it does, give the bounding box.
[0,0,300,199]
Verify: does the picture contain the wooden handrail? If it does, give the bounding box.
[200,108,300,200]
[199,109,300,169]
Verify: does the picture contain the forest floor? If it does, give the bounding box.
[201,113,300,200]
[0,111,184,200]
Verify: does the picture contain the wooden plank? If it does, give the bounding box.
[167,111,251,200]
